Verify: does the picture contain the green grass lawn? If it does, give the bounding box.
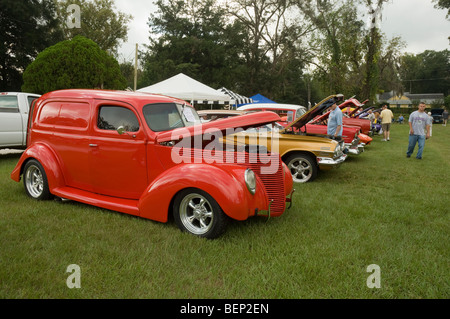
[0,123,448,299]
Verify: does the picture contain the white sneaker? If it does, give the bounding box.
[381,139,386,141]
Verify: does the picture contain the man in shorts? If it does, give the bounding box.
[380,104,394,141]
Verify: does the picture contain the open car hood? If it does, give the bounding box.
[348,99,369,117]
[156,111,281,143]
[282,95,338,131]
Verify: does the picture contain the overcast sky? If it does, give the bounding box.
[114,0,450,62]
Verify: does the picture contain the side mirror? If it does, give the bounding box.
[117,126,126,135]
[117,126,136,138]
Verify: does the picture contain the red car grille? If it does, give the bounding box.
[245,158,285,215]
[187,148,286,215]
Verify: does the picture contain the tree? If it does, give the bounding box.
[361,0,390,103]
[22,35,126,94]
[225,0,310,100]
[433,0,450,18]
[295,0,366,95]
[56,0,132,55]
[399,50,450,95]
[142,0,247,90]
[377,36,405,95]
[0,0,63,91]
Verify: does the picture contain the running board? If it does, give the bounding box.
[52,187,140,216]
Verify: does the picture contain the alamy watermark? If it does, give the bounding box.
[169,125,281,175]
[66,264,81,289]
[366,264,381,289]
[366,3,383,30]
[66,4,81,29]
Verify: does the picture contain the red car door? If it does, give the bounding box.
[89,101,148,200]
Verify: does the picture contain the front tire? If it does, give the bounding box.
[23,159,52,200]
[284,153,318,183]
[173,188,228,239]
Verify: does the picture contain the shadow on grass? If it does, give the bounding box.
[0,152,23,161]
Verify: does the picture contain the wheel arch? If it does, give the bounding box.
[11,143,65,191]
[138,163,268,223]
[281,150,317,164]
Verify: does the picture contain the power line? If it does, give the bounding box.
[405,78,449,82]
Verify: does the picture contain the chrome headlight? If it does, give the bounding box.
[245,169,256,195]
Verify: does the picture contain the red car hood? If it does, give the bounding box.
[156,111,281,143]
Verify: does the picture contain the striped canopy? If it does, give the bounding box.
[218,87,253,108]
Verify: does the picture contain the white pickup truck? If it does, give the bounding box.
[0,92,41,149]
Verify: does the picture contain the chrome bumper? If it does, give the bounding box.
[317,154,347,169]
[346,143,365,155]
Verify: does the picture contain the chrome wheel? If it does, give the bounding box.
[179,193,214,235]
[23,160,52,200]
[173,188,228,239]
[285,153,317,183]
[25,164,45,198]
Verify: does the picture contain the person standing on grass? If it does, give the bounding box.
[406,102,432,160]
[380,104,394,141]
[327,100,343,138]
[443,108,448,126]
[427,112,433,136]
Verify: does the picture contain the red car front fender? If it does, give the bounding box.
[138,164,268,223]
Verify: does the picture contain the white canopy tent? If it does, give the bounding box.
[137,73,231,107]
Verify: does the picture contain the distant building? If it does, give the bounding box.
[376,91,445,109]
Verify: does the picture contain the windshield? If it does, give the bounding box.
[143,102,201,132]
[295,108,306,119]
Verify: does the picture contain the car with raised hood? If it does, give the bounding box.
[237,98,368,152]
[308,96,373,146]
[200,107,364,155]
[224,95,348,183]
[10,89,294,239]
[337,97,372,135]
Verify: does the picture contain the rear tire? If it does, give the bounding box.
[173,188,228,239]
[23,159,52,200]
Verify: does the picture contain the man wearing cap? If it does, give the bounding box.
[327,95,343,138]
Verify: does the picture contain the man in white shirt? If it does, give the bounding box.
[380,104,394,141]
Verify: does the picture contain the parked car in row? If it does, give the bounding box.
[431,108,444,123]
[218,97,367,155]
[237,103,307,127]
[198,109,245,122]
[11,89,295,239]
[307,109,373,147]
[224,95,348,183]
[0,92,41,149]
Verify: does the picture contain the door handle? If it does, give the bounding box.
[89,144,98,147]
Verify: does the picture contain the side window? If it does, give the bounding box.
[0,96,19,113]
[56,103,90,129]
[98,106,140,132]
[27,96,37,109]
[38,102,60,125]
[287,111,294,122]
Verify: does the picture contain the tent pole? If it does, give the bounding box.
[134,43,138,91]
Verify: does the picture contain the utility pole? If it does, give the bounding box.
[134,43,138,91]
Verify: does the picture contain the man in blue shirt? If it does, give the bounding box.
[327,101,343,137]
